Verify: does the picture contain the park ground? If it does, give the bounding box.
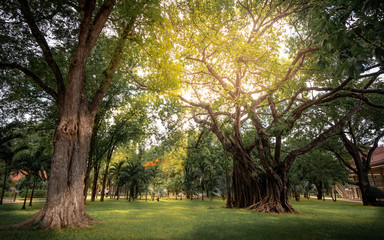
[0,197,383,240]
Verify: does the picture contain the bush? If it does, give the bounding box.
[19,189,47,198]
[367,186,384,199]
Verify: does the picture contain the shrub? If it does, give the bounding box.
[19,189,47,198]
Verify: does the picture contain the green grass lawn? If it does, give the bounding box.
[0,198,383,240]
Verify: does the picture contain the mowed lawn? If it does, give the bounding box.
[1,198,383,240]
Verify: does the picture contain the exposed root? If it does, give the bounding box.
[246,201,299,214]
[0,207,95,230]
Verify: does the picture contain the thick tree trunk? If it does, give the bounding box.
[231,154,261,208]
[13,111,95,229]
[246,171,297,213]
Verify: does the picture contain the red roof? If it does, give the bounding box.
[371,146,384,168]
[9,171,47,182]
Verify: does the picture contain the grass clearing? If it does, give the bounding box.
[1,198,383,240]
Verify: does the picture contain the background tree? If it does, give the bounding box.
[0,123,27,205]
[0,0,163,229]
[13,146,50,207]
[289,149,349,201]
[323,100,384,205]
[161,0,384,213]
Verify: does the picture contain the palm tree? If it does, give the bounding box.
[121,162,146,201]
[109,161,125,200]
[0,124,26,205]
[13,147,50,207]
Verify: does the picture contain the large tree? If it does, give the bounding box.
[322,100,384,205]
[165,0,384,213]
[0,0,161,229]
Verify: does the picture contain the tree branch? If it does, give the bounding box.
[89,15,136,115]
[284,100,362,169]
[17,0,65,102]
[0,62,58,101]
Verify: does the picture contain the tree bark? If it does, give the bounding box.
[246,169,297,213]
[231,153,261,208]
[224,150,232,208]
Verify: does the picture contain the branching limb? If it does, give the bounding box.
[17,0,65,101]
[284,100,362,169]
[0,62,58,101]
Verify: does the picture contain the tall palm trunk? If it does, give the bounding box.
[22,187,29,210]
[29,178,37,206]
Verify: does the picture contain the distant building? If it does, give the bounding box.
[336,147,384,200]
[9,171,48,184]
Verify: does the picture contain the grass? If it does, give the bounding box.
[0,198,383,240]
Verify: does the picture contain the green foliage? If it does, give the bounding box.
[18,189,46,198]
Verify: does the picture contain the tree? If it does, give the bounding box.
[120,162,146,201]
[13,146,50,207]
[0,0,161,229]
[165,0,383,213]
[0,123,27,205]
[109,161,125,200]
[289,148,349,201]
[323,100,384,205]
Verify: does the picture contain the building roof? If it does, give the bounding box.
[371,146,384,168]
[9,171,47,182]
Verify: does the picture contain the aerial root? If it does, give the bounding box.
[246,201,299,214]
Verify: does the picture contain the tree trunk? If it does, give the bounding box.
[100,161,110,202]
[83,155,93,204]
[116,186,120,200]
[304,192,309,199]
[315,182,323,200]
[231,154,261,208]
[22,187,29,210]
[294,191,300,202]
[358,168,376,205]
[0,161,8,205]
[331,187,337,202]
[246,171,297,213]
[91,161,101,201]
[224,150,232,208]
[23,112,94,228]
[29,178,37,206]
